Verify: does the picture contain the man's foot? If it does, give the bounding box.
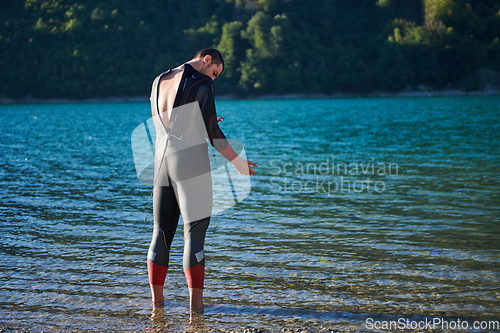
[152,297,164,308]
[150,306,165,324]
[189,307,205,327]
[190,303,205,313]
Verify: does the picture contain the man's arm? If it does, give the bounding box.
[198,82,257,175]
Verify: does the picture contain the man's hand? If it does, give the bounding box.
[231,156,258,175]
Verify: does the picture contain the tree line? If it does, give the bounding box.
[1,0,499,99]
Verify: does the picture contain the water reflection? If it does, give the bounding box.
[148,305,208,332]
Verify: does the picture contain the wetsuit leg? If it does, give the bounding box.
[183,217,210,288]
[147,183,180,285]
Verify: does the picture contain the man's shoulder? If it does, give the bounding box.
[151,68,174,85]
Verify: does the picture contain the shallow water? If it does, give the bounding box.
[1,96,499,332]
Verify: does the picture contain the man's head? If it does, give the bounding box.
[194,48,224,80]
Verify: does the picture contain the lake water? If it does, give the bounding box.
[1,96,499,332]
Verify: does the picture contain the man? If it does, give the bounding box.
[147,48,257,312]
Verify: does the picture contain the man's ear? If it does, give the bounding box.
[203,54,212,65]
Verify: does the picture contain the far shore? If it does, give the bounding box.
[1,88,499,105]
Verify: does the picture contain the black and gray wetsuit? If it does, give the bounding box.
[147,63,238,289]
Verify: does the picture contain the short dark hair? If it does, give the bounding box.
[195,48,224,73]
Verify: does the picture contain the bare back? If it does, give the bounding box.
[155,65,185,126]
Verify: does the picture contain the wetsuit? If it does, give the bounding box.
[147,63,238,289]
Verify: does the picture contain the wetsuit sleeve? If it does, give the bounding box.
[197,82,239,162]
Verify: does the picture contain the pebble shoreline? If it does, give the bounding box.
[0,325,355,333]
[0,325,448,333]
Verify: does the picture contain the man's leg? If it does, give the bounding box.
[148,184,180,307]
[183,217,210,312]
[167,143,212,311]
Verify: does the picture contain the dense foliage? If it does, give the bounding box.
[1,0,499,99]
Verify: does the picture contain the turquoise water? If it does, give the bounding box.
[1,96,499,332]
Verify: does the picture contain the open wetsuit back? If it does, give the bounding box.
[147,63,238,289]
